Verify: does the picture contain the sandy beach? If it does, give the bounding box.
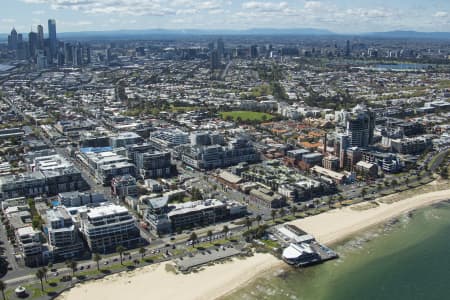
[290,188,450,245]
[58,187,450,300]
[57,253,280,300]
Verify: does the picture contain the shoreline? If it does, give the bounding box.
[58,187,450,300]
[289,188,450,246]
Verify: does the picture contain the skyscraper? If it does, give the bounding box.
[48,19,57,59]
[346,104,375,148]
[210,49,219,71]
[8,28,18,50]
[250,45,258,58]
[37,25,44,50]
[217,38,224,60]
[28,31,38,60]
[345,40,351,57]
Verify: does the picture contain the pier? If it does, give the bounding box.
[270,224,338,267]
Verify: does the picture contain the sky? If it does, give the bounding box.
[1,0,449,34]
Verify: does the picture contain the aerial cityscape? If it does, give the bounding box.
[0,1,449,299]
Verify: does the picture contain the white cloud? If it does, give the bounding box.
[242,1,289,12]
[346,8,392,19]
[59,20,93,26]
[0,18,16,23]
[32,10,46,15]
[20,0,230,17]
[304,1,322,10]
[433,11,448,18]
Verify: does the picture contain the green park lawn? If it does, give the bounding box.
[220,111,273,122]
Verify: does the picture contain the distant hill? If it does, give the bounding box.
[1,28,450,41]
[366,30,450,39]
[54,28,336,40]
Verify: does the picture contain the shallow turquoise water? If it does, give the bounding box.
[224,202,450,300]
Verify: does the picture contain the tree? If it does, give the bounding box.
[116,245,126,265]
[245,217,252,231]
[440,167,448,179]
[290,206,298,217]
[36,268,45,291]
[189,232,198,247]
[139,247,146,260]
[66,260,78,278]
[405,177,410,186]
[222,225,230,239]
[0,280,6,300]
[326,196,333,208]
[190,187,203,201]
[207,230,213,241]
[42,266,48,282]
[279,208,286,218]
[391,179,398,186]
[361,188,367,198]
[271,210,277,222]
[93,253,102,271]
[338,194,344,205]
[255,215,262,226]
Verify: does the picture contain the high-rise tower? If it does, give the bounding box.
[48,19,57,59]
[8,28,18,50]
[346,104,375,148]
[37,24,44,49]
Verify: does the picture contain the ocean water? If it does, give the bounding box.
[224,201,450,300]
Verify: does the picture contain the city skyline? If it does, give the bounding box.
[0,0,449,34]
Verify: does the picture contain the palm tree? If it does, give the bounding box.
[255,215,262,226]
[36,268,45,291]
[207,230,213,241]
[361,188,367,198]
[338,194,344,205]
[66,260,78,278]
[116,245,126,265]
[139,247,146,260]
[42,266,48,282]
[326,196,333,208]
[189,232,198,247]
[93,253,102,271]
[245,217,252,230]
[0,280,6,300]
[290,206,298,217]
[222,225,230,239]
[279,208,286,218]
[271,210,277,222]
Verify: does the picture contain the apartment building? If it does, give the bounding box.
[79,204,141,253]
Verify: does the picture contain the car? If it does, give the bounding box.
[170,237,175,241]
[53,271,59,276]
[113,258,118,262]
[87,265,91,269]
[104,261,109,265]
[165,243,171,247]
[80,266,84,270]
